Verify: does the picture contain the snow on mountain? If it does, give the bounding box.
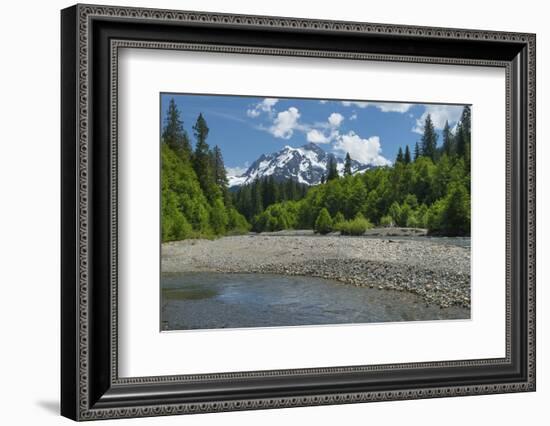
[227,143,374,187]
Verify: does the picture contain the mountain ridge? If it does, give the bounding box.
[228,143,374,187]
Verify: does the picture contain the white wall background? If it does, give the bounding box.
[0,0,546,424]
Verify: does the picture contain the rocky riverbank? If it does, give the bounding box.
[161,230,471,309]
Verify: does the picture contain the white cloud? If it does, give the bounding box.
[349,112,358,121]
[306,129,330,144]
[319,100,328,104]
[341,101,369,108]
[328,112,344,127]
[226,164,249,177]
[333,131,391,166]
[374,102,413,113]
[247,98,279,118]
[412,105,463,134]
[246,109,260,118]
[269,107,301,139]
[304,113,343,144]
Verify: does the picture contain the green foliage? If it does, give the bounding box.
[162,100,471,239]
[232,177,308,222]
[405,212,421,228]
[337,213,373,236]
[161,144,213,240]
[404,193,418,210]
[411,156,436,204]
[388,201,402,225]
[161,103,252,242]
[314,208,333,234]
[379,215,393,227]
[240,104,471,237]
[162,191,194,241]
[251,201,299,232]
[427,182,470,236]
[333,211,345,226]
[227,208,250,235]
[209,198,229,235]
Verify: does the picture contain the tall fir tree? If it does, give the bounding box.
[343,153,353,176]
[404,145,412,164]
[461,105,471,138]
[395,147,404,163]
[455,123,465,157]
[212,145,230,206]
[414,141,421,160]
[455,105,471,160]
[442,120,453,157]
[192,113,216,201]
[420,114,438,161]
[261,176,279,208]
[251,181,263,217]
[236,185,252,220]
[326,155,339,181]
[162,98,191,157]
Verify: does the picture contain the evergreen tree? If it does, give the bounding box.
[326,156,339,181]
[251,181,263,217]
[442,120,453,156]
[236,185,252,219]
[262,176,278,207]
[461,105,471,138]
[162,98,191,157]
[395,147,404,163]
[212,145,230,205]
[192,113,217,201]
[421,114,438,161]
[232,177,309,222]
[344,153,353,176]
[414,142,421,160]
[455,106,471,160]
[404,145,412,164]
[320,174,326,184]
[455,124,465,157]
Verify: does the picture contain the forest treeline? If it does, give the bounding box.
[161,98,471,242]
[161,99,249,241]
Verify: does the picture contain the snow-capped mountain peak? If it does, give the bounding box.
[228,143,373,187]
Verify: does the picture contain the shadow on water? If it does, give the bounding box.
[163,286,218,300]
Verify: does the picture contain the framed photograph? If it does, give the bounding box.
[61,4,536,421]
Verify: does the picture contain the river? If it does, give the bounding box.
[161,272,469,331]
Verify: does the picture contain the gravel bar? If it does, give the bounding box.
[162,231,471,309]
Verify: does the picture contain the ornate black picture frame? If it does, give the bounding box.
[61,4,536,421]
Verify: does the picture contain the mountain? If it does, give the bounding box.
[228,143,374,187]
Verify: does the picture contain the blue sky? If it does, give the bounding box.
[160,93,467,176]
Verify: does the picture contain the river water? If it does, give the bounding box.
[161,272,469,331]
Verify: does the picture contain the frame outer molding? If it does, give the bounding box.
[61,3,536,421]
